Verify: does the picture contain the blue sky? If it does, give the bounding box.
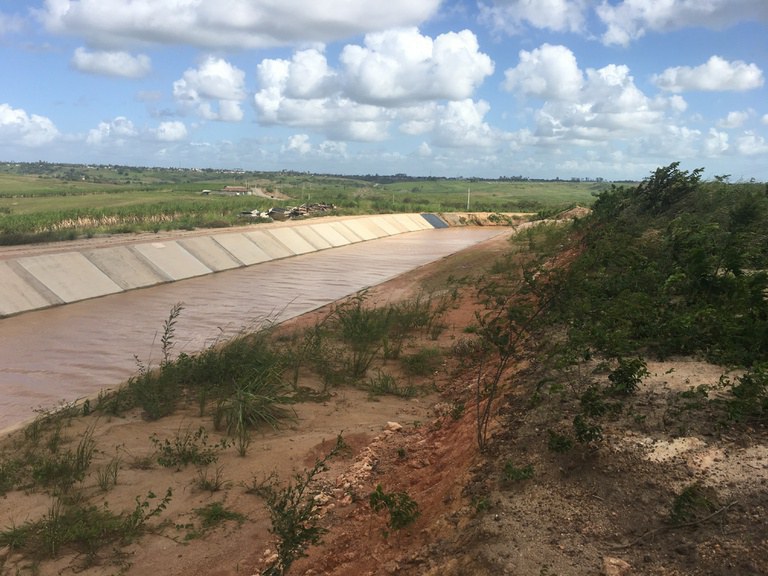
[1,1,766,180]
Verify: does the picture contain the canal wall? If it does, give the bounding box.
[0,213,451,318]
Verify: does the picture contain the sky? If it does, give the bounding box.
[0,1,766,181]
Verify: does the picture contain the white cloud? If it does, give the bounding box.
[340,28,493,105]
[173,56,245,121]
[597,0,768,46]
[38,0,441,49]
[504,44,675,145]
[154,121,187,142]
[86,116,136,145]
[479,0,588,34]
[717,110,750,129]
[254,30,493,144]
[432,99,499,148]
[503,43,583,101]
[71,47,150,78]
[283,134,312,155]
[763,114,768,125]
[654,56,764,93]
[703,128,729,156]
[0,103,60,146]
[735,131,768,155]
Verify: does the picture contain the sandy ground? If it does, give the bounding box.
[1,228,767,576]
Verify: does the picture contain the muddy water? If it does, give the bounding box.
[0,228,505,433]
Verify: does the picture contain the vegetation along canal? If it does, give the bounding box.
[0,227,506,433]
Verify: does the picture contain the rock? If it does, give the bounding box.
[386,421,403,432]
[602,556,632,576]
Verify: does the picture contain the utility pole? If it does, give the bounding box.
[467,187,471,211]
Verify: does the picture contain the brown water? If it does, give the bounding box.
[0,228,504,433]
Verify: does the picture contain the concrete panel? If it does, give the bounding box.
[131,242,212,281]
[421,213,449,229]
[329,222,364,243]
[244,230,296,259]
[392,214,426,232]
[342,219,381,241]
[370,215,403,236]
[83,246,170,290]
[17,252,123,303]
[178,236,243,271]
[292,225,334,250]
[0,262,58,316]
[306,222,351,247]
[212,233,273,265]
[406,213,435,230]
[265,227,318,254]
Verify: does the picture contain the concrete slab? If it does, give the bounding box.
[342,219,381,241]
[292,225,334,250]
[211,233,273,266]
[370,215,403,235]
[307,222,352,247]
[391,214,426,232]
[265,227,318,255]
[329,222,364,243]
[244,230,296,259]
[83,246,170,290]
[131,242,212,281]
[404,213,435,230]
[421,213,449,228]
[0,261,58,316]
[16,252,123,303]
[178,236,243,271]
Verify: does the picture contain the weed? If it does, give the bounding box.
[501,462,534,485]
[400,347,442,378]
[96,455,121,492]
[366,370,418,399]
[193,501,245,530]
[669,482,718,525]
[607,357,649,396]
[196,465,230,493]
[213,377,296,436]
[546,430,573,453]
[369,484,420,534]
[150,426,230,470]
[450,401,465,420]
[253,435,345,576]
[333,292,390,378]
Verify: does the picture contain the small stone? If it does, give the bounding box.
[386,421,403,432]
[602,556,631,576]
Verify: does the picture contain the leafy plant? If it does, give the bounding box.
[501,461,534,485]
[193,501,245,530]
[253,435,345,576]
[669,482,718,525]
[607,357,649,396]
[150,426,230,470]
[369,484,420,534]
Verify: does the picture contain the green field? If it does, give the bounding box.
[0,162,604,245]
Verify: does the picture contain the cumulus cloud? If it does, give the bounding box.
[254,29,493,143]
[597,0,768,46]
[479,0,588,34]
[504,44,682,146]
[85,116,136,145]
[717,110,750,129]
[0,103,60,146]
[38,0,441,49]
[283,134,312,155]
[703,128,729,156]
[173,56,245,121]
[154,121,187,142]
[735,131,768,155]
[71,47,150,78]
[432,99,499,148]
[340,28,493,105]
[654,56,764,92]
[503,43,582,101]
